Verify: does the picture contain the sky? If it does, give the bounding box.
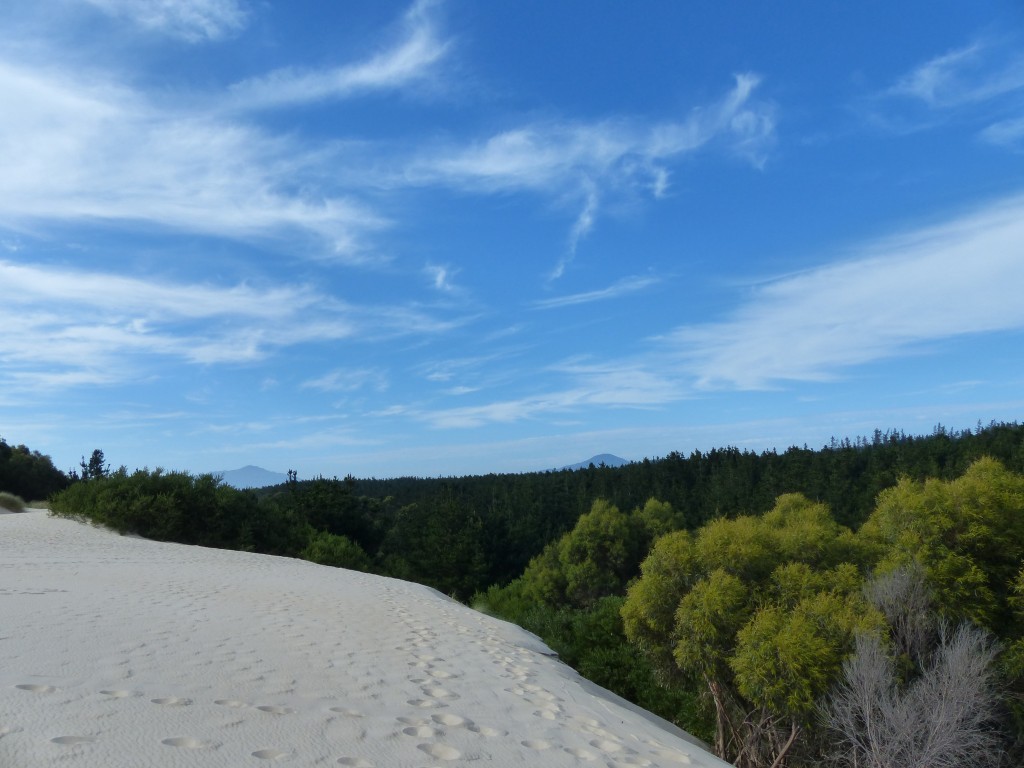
[2,0,1024,480]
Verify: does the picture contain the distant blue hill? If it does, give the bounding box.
[560,453,629,471]
[215,465,288,489]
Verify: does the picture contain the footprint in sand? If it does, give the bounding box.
[401,725,436,738]
[564,747,598,761]
[15,684,56,693]
[336,757,374,767]
[406,698,447,709]
[589,737,624,751]
[418,743,461,761]
[420,685,458,700]
[151,697,192,706]
[648,750,693,764]
[215,699,248,708]
[252,748,289,760]
[431,713,470,727]
[524,741,557,753]
[617,756,654,766]
[329,707,364,717]
[51,736,97,745]
[396,715,428,726]
[256,705,295,715]
[100,690,135,698]
[161,737,214,749]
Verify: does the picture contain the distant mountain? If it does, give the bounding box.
[215,465,288,489]
[561,453,629,471]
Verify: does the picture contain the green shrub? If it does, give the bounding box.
[475,582,711,740]
[301,530,373,572]
[49,468,307,556]
[0,491,26,512]
[0,439,69,501]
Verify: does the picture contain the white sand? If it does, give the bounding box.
[0,510,729,767]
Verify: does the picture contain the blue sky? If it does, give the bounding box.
[2,0,1024,479]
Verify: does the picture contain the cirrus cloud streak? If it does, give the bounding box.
[80,0,248,42]
[669,194,1024,389]
[227,0,449,111]
[0,259,461,390]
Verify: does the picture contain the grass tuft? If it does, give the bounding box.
[0,491,27,512]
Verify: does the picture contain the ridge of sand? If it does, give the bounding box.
[0,510,729,767]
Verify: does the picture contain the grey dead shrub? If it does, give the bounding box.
[863,562,935,668]
[826,603,1005,767]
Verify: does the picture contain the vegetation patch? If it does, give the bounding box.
[0,491,26,512]
[6,422,1024,765]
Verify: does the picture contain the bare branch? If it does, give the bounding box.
[863,562,936,667]
[825,623,1005,768]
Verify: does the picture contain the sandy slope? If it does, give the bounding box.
[0,510,728,767]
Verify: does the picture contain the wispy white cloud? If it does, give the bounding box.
[568,182,598,254]
[0,259,316,318]
[227,0,449,111]
[0,1,465,263]
[888,40,1024,108]
[364,305,467,338]
[0,259,459,391]
[551,359,683,406]
[247,429,380,452]
[666,193,1024,389]
[483,324,525,342]
[444,385,478,396]
[370,405,411,418]
[195,420,275,435]
[418,393,578,428]
[0,60,385,261]
[533,275,660,310]
[424,263,460,292]
[405,74,774,273]
[5,369,126,390]
[979,116,1024,149]
[389,227,1024,431]
[406,358,681,428]
[551,181,599,279]
[302,368,389,393]
[0,266,342,383]
[80,0,248,42]
[193,413,354,441]
[416,353,511,385]
[874,38,1024,143]
[410,74,773,192]
[0,10,772,279]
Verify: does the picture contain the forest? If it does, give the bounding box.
[4,420,1024,766]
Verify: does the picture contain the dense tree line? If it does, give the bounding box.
[341,421,1024,586]
[10,421,1024,594]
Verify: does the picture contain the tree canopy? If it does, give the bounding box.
[622,493,882,765]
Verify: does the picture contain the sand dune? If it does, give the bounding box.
[0,510,728,767]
